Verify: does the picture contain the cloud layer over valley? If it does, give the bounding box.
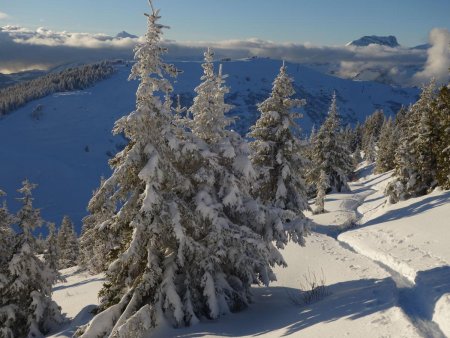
[0,25,448,86]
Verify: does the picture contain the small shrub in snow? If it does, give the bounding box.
[289,268,328,306]
[31,104,44,120]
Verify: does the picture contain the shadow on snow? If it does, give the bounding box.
[361,190,450,228]
[168,265,450,337]
[163,277,397,337]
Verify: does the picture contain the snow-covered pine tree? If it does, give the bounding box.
[304,126,317,173]
[0,189,15,267]
[57,216,79,269]
[78,5,289,337]
[173,94,187,124]
[386,81,438,202]
[342,124,358,153]
[249,62,310,218]
[415,83,439,192]
[352,144,363,168]
[248,61,311,252]
[0,189,17,331]
[375,117,397,173]
[309,125,317,145]
[313,169,328,214]
[189,49,307,296]
[364,134,377,163]
[434,85,450,189]
[353,122,363,151]
[36,233,46,255]
[44,222,60,272]
[302,126,319,198]
[340,126,357,172]
[78,178,117,274]
[0,180,62,338]
[313,93,353,193]
[188,48,233,143]
[362,109,384,158]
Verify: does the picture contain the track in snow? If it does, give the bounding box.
[318,172,447,338]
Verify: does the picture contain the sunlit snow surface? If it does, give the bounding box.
[47,163,449,337]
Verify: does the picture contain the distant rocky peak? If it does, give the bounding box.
[116,31,138,39]
[347,35,400,48]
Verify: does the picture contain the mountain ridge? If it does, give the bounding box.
[347,35,400,48]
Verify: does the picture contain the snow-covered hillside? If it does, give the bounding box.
[0,59,419,232]
[47,163,450,337]
[0,69,47,88]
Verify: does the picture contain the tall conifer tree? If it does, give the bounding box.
[248,62,311,238]
[313,93,353,196]
[79,5,302,337]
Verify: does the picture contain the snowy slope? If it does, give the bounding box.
[0,69,47,88]
[339,167,450,337]
[49,267,105,338]
[47,163,450,338]
[0,59,419,233]
[174,58,418,134]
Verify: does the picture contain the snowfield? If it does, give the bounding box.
[47,163,450,337]
[49,268,105,338]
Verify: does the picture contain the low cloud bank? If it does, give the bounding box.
[414,28,450,85]
[0,25,448,86]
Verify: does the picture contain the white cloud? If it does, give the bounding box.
[413,28,450,85]
[0,24,439,86]
[0,11,9,20]
[0,25,139,73]
[163,39,426,85]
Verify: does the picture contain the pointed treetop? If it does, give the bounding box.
[200,47,213,72]
[257,61,305,113]
[18,179,37,197]
[309,124,317,142]
[328,91,338,117]
[206,47,214,60]
[148,0,156,14]
[145,0,159,19]
[48,221,56,234]
[174,94,186,116]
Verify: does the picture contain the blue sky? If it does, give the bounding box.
[1,0,449,46]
